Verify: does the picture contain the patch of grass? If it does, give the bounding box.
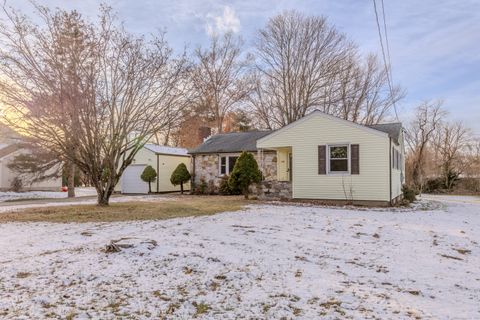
[16,272,31,279]
[0,196,252,223]
[193,302,210,317]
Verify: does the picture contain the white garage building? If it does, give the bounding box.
[116,144,190,194]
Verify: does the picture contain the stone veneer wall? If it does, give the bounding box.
[193,151,277,188]
[249,180,292,200]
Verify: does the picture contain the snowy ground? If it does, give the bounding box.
[0,196,479,319]
[0,187,97,203]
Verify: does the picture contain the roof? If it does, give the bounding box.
[144,144,189,157]
[0,144,21,159]
[367,123,403,144]
[189,131,273,154]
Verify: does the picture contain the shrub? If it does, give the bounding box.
[140,165,157,193]
[228,151,262,199]
[219,175,240,195]
[424,177,444,193]
[402,184,417,203]
[194,178,208,195]
[10,177,23,192]
[207,180,216,195]
[170,163,191,194]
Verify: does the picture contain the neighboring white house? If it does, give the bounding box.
[116,144,190,194]
[256,110,405,205]
[0,143,62,191]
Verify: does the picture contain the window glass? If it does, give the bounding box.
[228,156,238,174]
[329,145,348,172]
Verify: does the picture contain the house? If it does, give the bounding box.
[116,144,190,194]
[0,143,62,191]
[190,110,405,206]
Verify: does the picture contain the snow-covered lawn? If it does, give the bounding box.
[0,187,97,202]
[0,196,479,319]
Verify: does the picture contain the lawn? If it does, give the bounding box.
[0,195,251,223]
[0,195,479,319]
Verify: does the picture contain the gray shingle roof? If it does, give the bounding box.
[189,131,273,154]
[367,123,403,144]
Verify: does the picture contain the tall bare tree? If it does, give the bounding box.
[191,33,251,133]
[405,101,446,189]
[326,53,404,125]
[251,11,404,129]
[0,5,188,205]
[433,122,470,189]
[251,11,352,128]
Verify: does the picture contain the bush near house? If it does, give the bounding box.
[219,175,241,195]
[10,177,23,192]
[402,184,417,203]
[141,165,157,193]
[170,163,191,194]
[228,151,262,199]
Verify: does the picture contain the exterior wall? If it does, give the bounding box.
[193,151,277,188]
[258,113,391,202]
[157,154,191,192]
[391,130,406,199]
[0,150,61,191]
[249,180,292,200]
[115,148,190,193]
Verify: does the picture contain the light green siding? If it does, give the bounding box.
[115,148,190,193]
[258,112,392,202]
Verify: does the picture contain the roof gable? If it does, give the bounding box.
[257,110,391,146]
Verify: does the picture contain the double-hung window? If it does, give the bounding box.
[220,155,238,175]
[328,145,349,173]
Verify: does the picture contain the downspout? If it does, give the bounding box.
[389,138,392,206]
[191,155,196,192]
[156,154,160,193]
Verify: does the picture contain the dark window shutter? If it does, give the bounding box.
[351,144,359,174]
[318,145,326,174]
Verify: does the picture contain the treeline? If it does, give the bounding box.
[405,101,479,194]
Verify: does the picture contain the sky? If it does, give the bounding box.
[2,0,480,135]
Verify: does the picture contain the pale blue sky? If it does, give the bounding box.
[3,0,480,134]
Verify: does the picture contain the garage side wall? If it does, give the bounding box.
[157,154,191,192]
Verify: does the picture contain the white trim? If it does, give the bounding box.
[257,110,389,147]
[327,144,351,175]
[218,154,239,176]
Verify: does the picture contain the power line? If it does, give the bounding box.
[372,0,399,121]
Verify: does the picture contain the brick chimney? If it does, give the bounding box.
[198,126,212,143]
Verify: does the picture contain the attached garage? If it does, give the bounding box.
[116,144,190,194]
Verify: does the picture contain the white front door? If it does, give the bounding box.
[121,165,149,194]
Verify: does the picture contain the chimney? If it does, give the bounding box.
[198,126,212,143]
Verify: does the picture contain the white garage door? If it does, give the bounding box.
[121,165,149,194]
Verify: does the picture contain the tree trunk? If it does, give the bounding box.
[67,162,75,198]
[95,183,115,206]
[148,181,151,193]
[180,182,184,194]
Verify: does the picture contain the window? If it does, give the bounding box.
[328,145,349,173]
[392,148,401,170]
[219,155,238,175]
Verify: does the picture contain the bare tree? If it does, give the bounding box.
[191,33,251,133]
[326,54,404,125]
[252,11,352,128]
[434,122,470,189]
[251,11,404,129]
[404,101,446,189]
[0,5,188,205]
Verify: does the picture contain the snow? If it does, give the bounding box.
[143,143,188,156]
[0,187,97,203]
[0,196,479,319]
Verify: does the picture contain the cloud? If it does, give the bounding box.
[205,6,241,36]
